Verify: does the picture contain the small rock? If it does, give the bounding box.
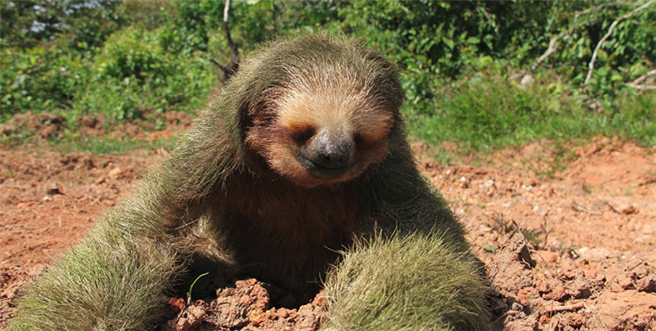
[621,205,638,215]
[108,167,122,179]
[538,251,559,264]
[247,309,267,326]
[568,313,584,327]
[175,302,207,331]
[46,187,64,195]
[520,75,535,89]
[636,276,656,292]
[168,297,186,314]
[577,247,611,262]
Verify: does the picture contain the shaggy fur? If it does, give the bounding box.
[8,34,488,330]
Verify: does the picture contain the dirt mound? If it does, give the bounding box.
[164,279,325,331]
[561,137,656,194]
[416,136,656,330]
[1,135,655,329]
[0,113,66,140]
[487,233,656,330]
[1,110,192,144]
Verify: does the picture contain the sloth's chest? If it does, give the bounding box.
[223,186,360,246]
[225,179,364,234]
[218,181,366,290]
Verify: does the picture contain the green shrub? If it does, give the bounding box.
[96,27,169,83]
[1,46,90,120]
[73,27,216,122]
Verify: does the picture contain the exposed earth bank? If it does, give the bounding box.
[1,125,655,330]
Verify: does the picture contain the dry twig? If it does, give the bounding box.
[200,0,240,81]
[530,2,624,72]
[626,69,656,90]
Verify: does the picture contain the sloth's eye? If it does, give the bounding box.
[354,134,376,150]
[288,126,316,144]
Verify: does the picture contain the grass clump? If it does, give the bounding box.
[404,64,656,154]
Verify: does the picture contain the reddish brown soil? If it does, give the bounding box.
[1,116,655,330]
[418,137,656,331]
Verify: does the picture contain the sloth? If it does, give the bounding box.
[9,34,488,330]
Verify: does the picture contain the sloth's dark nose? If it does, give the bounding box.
[308,129,353,169]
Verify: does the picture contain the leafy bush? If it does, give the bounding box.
[75,27,216,121]
[1,46,90,120]
[334,1,655,110]
[96,27,169,82]
[1,24,216,123]
[1,0,126,51]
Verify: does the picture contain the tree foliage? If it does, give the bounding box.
[1,0,654,146]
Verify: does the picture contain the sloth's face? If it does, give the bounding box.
[247,88,395,188]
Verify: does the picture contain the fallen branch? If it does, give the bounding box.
[584,0,656,86]
[626,69,656,90]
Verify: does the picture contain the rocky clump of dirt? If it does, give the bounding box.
[488,232,656,331]
[164,279,326,331]
[0,112,66,140]
[1,110,192,144]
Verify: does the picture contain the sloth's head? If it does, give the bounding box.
[241,34,404,188]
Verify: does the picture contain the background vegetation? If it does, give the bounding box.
[1,0,655,154]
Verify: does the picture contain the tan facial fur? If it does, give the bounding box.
[250,69,395,187]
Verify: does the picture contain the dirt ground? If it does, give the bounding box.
[1,115,655,330]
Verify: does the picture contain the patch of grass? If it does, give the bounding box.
[614,92,656,147]
[1,129,178,155]
[491,213,517,234]
[63,136,178,155]
[404,67,656,153]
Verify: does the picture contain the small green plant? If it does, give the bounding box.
[521,229,544,250]
[187,272,209,304]
[491,213,518,234]
[491,214,553,250]
[520,219,551,250]
[556,242,579,259]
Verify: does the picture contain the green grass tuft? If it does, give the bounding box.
[404,68,656,153]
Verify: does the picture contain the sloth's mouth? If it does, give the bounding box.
[297,155,351,178]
